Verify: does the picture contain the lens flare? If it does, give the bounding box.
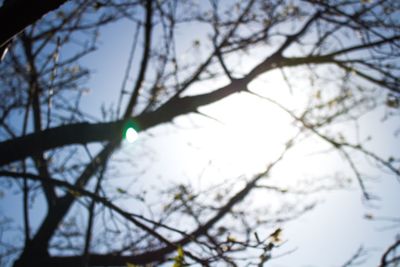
[125,127,138,143]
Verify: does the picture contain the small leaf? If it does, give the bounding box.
[386,94,399,109]
[68,189,81,197]
[227,235,236,243]
[314,90,321,100]
[173,246,184,267]
[269,228,282,243]
[364,213,374,220]
[193,40,200,48]
[163,203,171,212]
[217,226,227,235]
[117,188,127,194]
[173,193,182,200]
[177,246,184,257]
[327,99,337,108]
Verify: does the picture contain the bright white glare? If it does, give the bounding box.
[126,127,138,143]
[199,70,299,176]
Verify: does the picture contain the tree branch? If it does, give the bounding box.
[0,54,335,167]
[11,149,288,266]
[0,0,67,47]
[0,120,125,166]
[122,0,153,118]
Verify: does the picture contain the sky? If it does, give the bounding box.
[77,14,400,265]
[1,1,400,266]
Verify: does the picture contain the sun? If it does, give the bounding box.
[201,70,299,175]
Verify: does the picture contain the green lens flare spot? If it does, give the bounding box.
[122,120,140,143]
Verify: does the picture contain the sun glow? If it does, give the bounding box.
[200,70,301,175]
[179,68,346,204]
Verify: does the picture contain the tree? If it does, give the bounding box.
[0,0,399,266]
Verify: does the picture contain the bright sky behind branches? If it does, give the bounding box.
[1,0,399,266]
